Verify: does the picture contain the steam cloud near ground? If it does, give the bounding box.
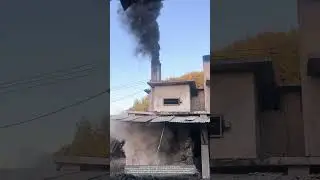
[110,120,193,166]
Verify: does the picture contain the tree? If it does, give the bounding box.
[55,117,109,158]
[167,71,204,88]
[131,96,149,111]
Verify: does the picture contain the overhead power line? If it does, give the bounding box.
[110,82,148,93]
[0,63,96,87]
[0,73,147,97]
[0,66,96,90]
[0,73,94,96]
[0,89,109,129]
[111,90,144,103]
[110,80,148,91]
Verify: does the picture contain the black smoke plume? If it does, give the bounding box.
[118,0,163,62]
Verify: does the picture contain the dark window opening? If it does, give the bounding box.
[208,116,223,137]
[163,98,181,105]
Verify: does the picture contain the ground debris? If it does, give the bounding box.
[109,173,199,180]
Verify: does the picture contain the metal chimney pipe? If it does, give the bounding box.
[151,59,161,82]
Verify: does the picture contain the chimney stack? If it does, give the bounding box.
[149,56,161,112]
[151,58,161,82]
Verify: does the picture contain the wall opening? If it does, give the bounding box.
[163,98,181,105]
[208,116,223,138]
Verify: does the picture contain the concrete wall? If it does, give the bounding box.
[283,92,305,156]
[152,85,191,112]
[210,73,257,159]
[203,57,210,112]
[298,0,320,156]
[191,89,205,111]
[259,92,304,157]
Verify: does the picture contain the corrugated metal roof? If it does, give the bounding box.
[150,116,174,122]
[133,115,157,122]
[111,113,210,123]
[120,115,140,122]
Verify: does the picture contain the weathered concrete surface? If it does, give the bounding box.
[152,84,191,112]
[210,73,258,159]
[298,0,320,157]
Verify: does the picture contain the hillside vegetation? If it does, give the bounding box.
[213,30,299,84]
[55,116,109,158]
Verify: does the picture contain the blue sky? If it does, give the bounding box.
[110,0,210,114]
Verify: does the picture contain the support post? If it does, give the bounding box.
[201,124,210,179]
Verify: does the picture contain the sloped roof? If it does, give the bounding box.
[148,80,197,89]
[111,111,210,123]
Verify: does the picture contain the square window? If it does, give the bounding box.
[163,98,180,105]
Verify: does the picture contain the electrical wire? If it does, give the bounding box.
[110,81,148,91]
[0,66,96,90]
[1,70,147,96]
[0,63,96,87]
[0,66,148,96]
[111,90,144,102]
[0,73,94,96]
[0,89,109,129]
[0,61,150,95]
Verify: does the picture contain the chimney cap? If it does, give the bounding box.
[203,55,210,62]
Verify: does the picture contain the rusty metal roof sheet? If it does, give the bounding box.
[111,113,210,123]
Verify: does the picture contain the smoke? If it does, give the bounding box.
[110,120,194,166]
[118,0,163,62]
